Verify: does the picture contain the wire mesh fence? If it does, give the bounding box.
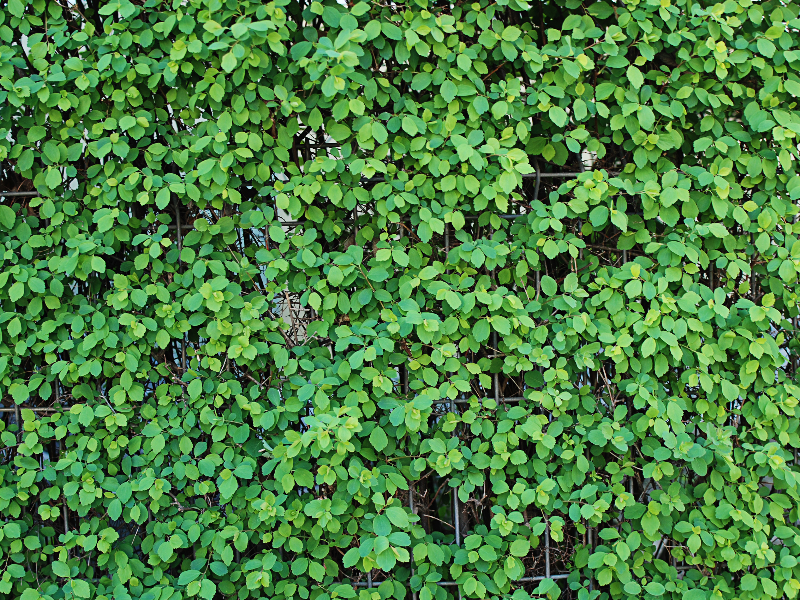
[0,157,722,597]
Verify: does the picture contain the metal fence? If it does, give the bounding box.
[1,158,705,597]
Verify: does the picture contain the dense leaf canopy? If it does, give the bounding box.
[1,0,800,599]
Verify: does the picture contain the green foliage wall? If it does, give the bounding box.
[1,0,800,599]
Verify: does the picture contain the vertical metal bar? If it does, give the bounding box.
[451,340,462,549]
[175,202,182,256]
[622,249,627,264]
[545,519,551,579]
[794,448,800,526]
[794,317,798,379]
[532,166,542,301]
[406,367,418,600]
[493,332,500,405]
[63,497,69,537]
[454,489,460,547]
[367,571,372,589]
[14,399,23,524]
[14,404,20,444]
[587,445,593,592]
[587,523,593,592]
[175,203,187,372]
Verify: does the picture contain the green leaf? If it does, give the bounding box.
[645,582,665,596]
[474,319,490,342]
[157,542,173,562]
[108,498,122,520]
[385,506,409,528]
[7,0,24,17]
[548,106,568,128]
[222,52,237,73]
[178,570,202,586]
[627,65,644,89]
[757,38,776,58]
[328,265,344,286]
[155,330,170,349]
[721,380,739,401]
[540,275,557,296]
[785,79,800,97]
[72,580,91,599]
[52,560,70,578]
[641,512,660,538]
[199,579,216,600]
[370,426,388,451]
[373,514,392,536]
[441,80,458,103]
[510,539,530,557]
[155,187,171,209]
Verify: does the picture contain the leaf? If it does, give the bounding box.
[474,319,490,342]
[45,168,62,189]
[499,171,517,194]
[219,475,238,499]
[501,25,520,41]
[441,80,458,103]
[7,0,23,17]
[492,101,508,120]
[627,65,644,89]
[645,582,665,596]
[548,106,568,128]
[510,539,530,557]
[385,506,409,528]
[155,330,170,349]
[79,405,94,426]
[108,498,122,520]
[721,380,739,401]
[158,542,173,562]
[155,187,171,210]
[373,514,392,536]
[199,579,216,600]
[178,570,202,586]
[72,580,91,599]
[589,205,609,227]
[308,560,326,582]
[221,52,237,72]
[343,547,360,568]
[328,265,344,286]
[540,275,557,296]
[757,38,776,58]
[641,512,660,538]
[8,282,23,302]
[370,426,388,451]
[785,79,800,97]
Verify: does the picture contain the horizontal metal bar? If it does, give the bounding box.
[453,396,525,404]
[0,168,620,201]
[0,407,60,412]
[346,573,571,588]
[435,574,571,586]
[164,211,571,231]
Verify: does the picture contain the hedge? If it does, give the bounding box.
[1,0,800,600]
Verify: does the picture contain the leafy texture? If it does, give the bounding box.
[0,1,799,600]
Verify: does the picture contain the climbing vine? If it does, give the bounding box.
[0,0,800,600]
